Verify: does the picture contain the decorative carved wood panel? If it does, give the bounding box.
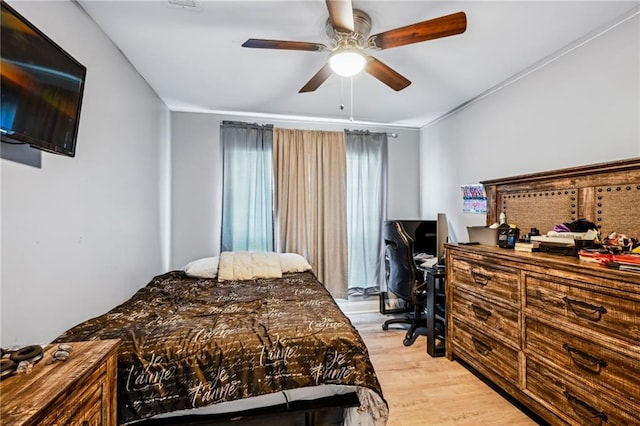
[482,158,640,238]
[594,184,640,237]
[500,190,575,235]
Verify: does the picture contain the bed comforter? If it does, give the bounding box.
[54,270,388,425]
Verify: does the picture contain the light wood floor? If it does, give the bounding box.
[348,312,541,426]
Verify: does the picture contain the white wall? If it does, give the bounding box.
[1,1,171,346]
[420,14,640,243]
[170,112,421,269]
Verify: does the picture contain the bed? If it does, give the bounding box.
[53,252,388,425]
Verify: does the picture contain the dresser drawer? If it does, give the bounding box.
[526,317,640,408]
[56,383,103,426]
[526,357,639,425]
[42,362,107,425]
[525,274,640,348]
[451,258,519,307]
[452,287,520,348]
[452,320,519,384]
[81,386,105,426]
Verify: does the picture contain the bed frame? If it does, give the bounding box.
[134,392,360,426]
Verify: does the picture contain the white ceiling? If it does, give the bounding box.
[77,0,640,128]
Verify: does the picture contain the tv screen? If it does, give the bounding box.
[0,1,86,157]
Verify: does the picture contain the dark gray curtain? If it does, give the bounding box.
[220,121,274,252]
[345,130,388,296]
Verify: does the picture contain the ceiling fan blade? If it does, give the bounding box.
[299,63,333,93]
[325,0,354,33]
[242,38,327,52]
[365,57,411,91]
[369,11,467,50]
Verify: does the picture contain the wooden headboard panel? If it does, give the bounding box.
[481,158,640,238]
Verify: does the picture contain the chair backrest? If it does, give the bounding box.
[383,221,422,304]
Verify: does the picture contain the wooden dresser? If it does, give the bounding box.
[0,339,120,426]
[446,242,640,425]
[446,159,640,425]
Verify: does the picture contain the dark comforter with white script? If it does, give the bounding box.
[54,271,387,425]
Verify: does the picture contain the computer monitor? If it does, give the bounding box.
[436,212,448,262]
[385,213,448,260]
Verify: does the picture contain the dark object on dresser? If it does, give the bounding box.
[381,221,428,346]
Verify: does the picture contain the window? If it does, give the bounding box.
[346,131,387,295]
[220,121,274,252]
[219,123,387,297]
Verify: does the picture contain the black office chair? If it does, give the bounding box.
[381,221,428,346]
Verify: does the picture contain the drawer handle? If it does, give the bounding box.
[471,271,491,286]
[562,343,608,374]
[562,296,607,322]
[471,336,492,356]
[471,303,492,321]
[563,390,609,424]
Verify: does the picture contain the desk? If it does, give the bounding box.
[424,266,446,357]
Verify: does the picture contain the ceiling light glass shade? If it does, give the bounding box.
[328,49,367,77]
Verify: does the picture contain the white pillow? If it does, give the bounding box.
[279,253,312,273]
[183,256,219,278]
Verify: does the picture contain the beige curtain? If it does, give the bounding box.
[273,128,348,298]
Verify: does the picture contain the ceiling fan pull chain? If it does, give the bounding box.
[340,76,345,110]
[350,76,354,122]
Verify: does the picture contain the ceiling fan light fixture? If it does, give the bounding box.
[328,48,367,77]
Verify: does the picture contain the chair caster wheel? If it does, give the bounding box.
[403,338,412,346]
[382,323,389,331]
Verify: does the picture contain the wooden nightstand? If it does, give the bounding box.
[0,339,120,426]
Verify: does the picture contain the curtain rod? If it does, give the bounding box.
[222,122,398,138]
[345,129,398,138]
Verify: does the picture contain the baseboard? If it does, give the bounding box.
[335,297,380,314]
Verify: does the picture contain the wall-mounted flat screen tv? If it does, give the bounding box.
[0,1,86,157]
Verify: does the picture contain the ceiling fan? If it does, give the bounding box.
[241,0,467,93]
